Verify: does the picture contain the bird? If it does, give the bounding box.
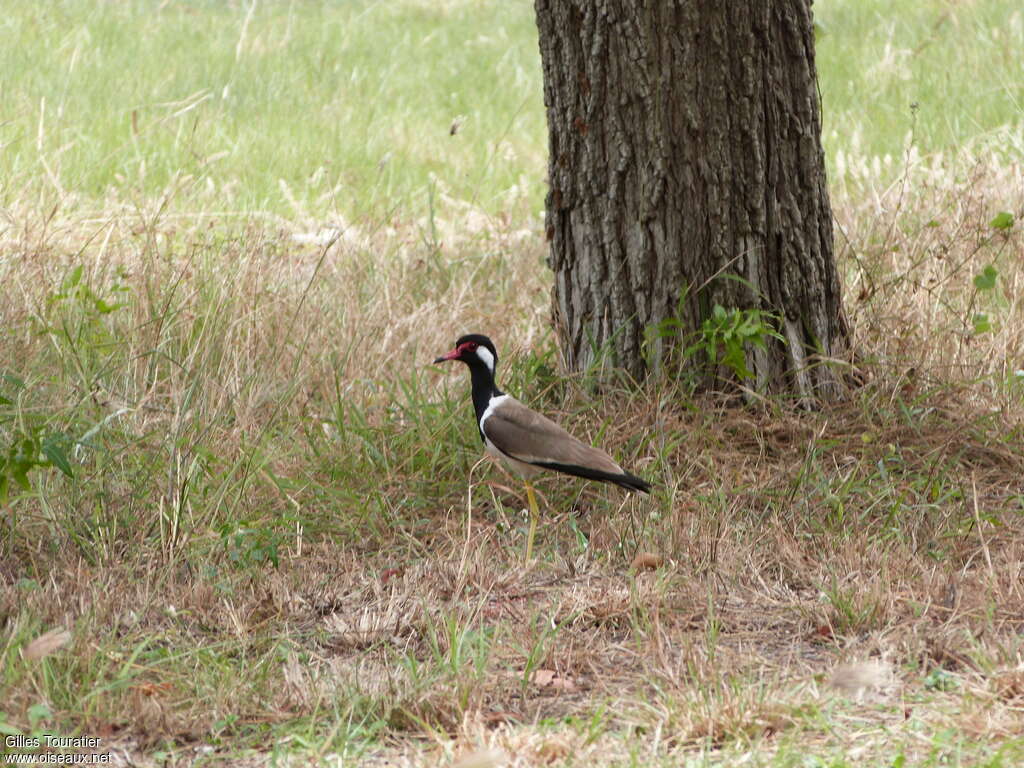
[433,333,651,561]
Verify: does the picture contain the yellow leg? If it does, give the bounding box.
[524,480,540,562]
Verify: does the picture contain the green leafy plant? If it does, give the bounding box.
[47,264,130,318]
[1,429,75,505]
[39,264,132,366]
[973,264,998,292]
[0,704,54,744]
[970,265,1000,335]
[687,305,784,381]
[217,519,284,568]
[0,375,75,505]
[989,211,1015,231]
[923,667,958,692]
[645,288,784,382]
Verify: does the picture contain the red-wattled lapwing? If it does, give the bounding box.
[433,334,651,561]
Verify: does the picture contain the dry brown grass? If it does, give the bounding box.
[2,147,1024,764]
[838,142,1024,397]
[4,489,1023,763]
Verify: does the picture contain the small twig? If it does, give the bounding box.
[461,457,489,574]
[970,473,995,583]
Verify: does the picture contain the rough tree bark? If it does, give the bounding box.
[535,0,848,397]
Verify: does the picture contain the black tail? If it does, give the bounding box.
[612,471,653,494]
[535,461,652,494]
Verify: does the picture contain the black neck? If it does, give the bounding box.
[466,360,502,436]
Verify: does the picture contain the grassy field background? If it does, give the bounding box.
[2,1,1023,765]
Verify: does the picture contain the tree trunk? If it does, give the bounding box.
[535,0,848,398]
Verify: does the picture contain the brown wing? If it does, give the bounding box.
[482,396,624,475]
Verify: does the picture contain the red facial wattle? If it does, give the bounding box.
[434,341,477,364]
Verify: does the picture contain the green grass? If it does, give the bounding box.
[2,0,1024,765]
[2,0,1021,219]
[816,0,1024,163]
[0,0,545,217]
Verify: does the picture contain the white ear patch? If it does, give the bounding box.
[475,346,495,372]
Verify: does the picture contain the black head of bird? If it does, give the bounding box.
[434,334,651,561]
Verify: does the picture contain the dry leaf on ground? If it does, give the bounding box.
[631,552,663,571]
[530,669,577,692]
